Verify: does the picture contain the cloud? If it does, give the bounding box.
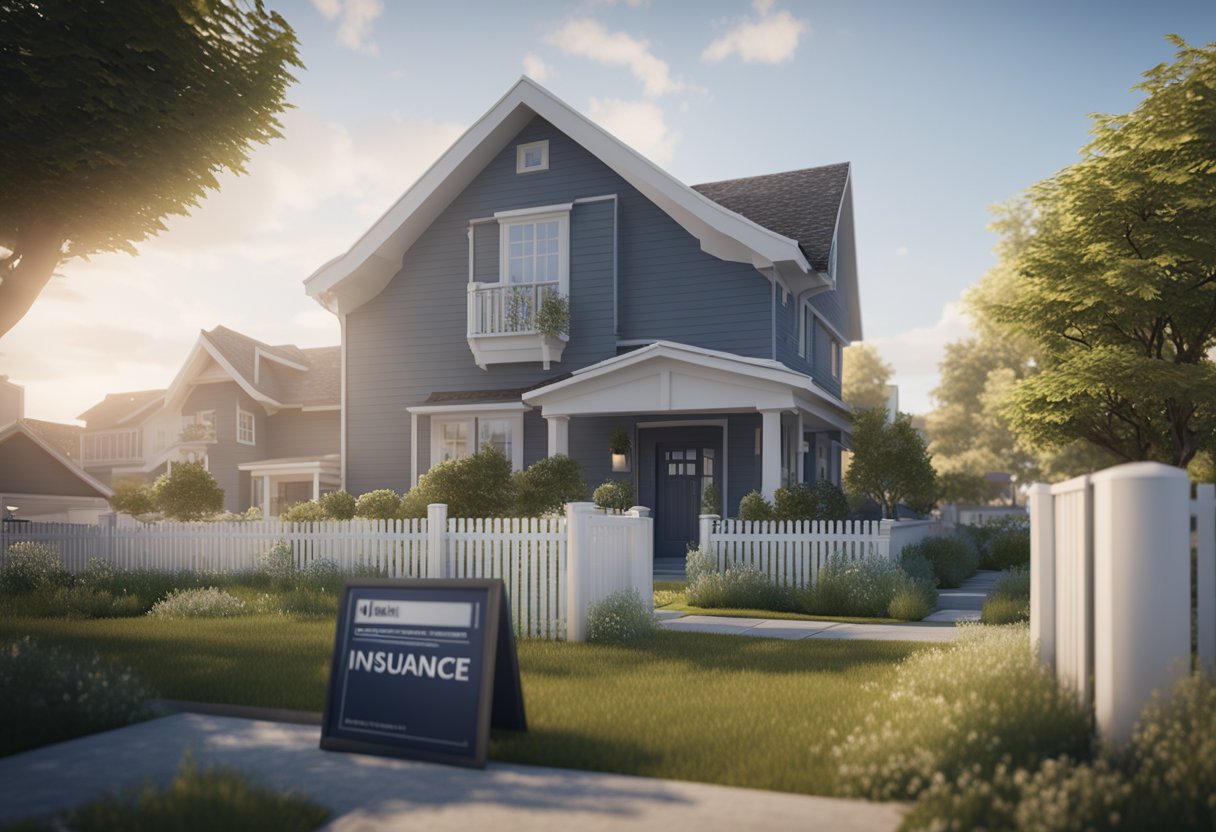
[522,52,554,83]
[586,98,678,164]
[311,0,384,54]
[866,301,974,414]
[702,1,809,65]
[547,19,684,97]
[896,245,909,256]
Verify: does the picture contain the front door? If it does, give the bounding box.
[655,445,710,558]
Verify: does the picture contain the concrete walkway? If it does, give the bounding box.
[0,713,904,832]
[655,570,1004,642]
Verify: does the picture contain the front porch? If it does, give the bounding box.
[238,455,341,517]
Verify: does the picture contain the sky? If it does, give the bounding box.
[3,0,1213,424]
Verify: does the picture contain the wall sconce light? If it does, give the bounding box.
[609,426,632,473]
[611,452,629,472]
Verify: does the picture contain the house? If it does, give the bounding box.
[78,326,340,516]
[0,377,111,523]
[305,78,860,556]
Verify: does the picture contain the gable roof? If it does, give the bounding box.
[305,77,833,316]
[164,326,340,413]
[693,163,850,273]
[24,419,83,462]
[0,421,112,498]
[76,389,165,428]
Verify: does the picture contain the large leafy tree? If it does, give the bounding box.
[844,408,937,519]
[982,37,1216,468]
[0,0,301,337]
[842,343,893,411]
[153,461,224,520]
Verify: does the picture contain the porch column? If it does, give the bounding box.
[760,409,782,500]
[261,475,271,519]
[795,412,805,483]
[546,415,569,457]
[312,470,320,501]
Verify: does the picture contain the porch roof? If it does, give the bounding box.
[237,454,341,477]
[521,341,852,432]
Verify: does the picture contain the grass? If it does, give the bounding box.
[0,615,925,795]
[4,756,329,832]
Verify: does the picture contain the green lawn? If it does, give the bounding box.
[0,616,924,796]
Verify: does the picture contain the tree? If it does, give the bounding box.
[108,477,156,516]
[152,461,224,520]
[0,0,301,336]
[842,344,893,410]
[981,38,1216,468]
[511,455,587,516]
[844,408,937,519]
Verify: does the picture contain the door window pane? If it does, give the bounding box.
[478,418,512,460]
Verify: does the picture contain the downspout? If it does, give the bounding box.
[339,312,347,492]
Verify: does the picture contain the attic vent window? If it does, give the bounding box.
[516,140,549,174]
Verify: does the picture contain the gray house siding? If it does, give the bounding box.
[266,409,339,459]
[345,116,774,496]
[0,433,102,496]
[182,383,263,512]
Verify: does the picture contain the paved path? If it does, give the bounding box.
[0,713,904,832]
[923,570,1002,623]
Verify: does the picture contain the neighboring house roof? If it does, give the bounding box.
[163,325,340,413]
[76,389,165,428]
[692,163,850,273]
[305,77,834,316]
[23,419,83,462]
[0,420,112,498]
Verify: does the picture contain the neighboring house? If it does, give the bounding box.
[306,78,861,556]
[78,326,340,516]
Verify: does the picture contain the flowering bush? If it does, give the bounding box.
[0,541,71,594]
[684,564,796,611]
[586,588,655,643]
[148,587,247,619]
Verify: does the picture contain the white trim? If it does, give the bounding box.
[407,401,530,415]
[422,408,526,473]
[410,411,419,488]
[339,313,348,491]
[808,304,850,347]
[254,346,308,386]
[0,421,113,497]
[516,139,549,173]
[496,210,570,295]
[493,202,573,220]
[112,395,167,428]
[237,459,339,474]
[300,405,341,412]
[303,77,820,316]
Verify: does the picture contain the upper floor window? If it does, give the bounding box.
[181,410,216,442]
[831,339,842,380]
[494,205,571,294]
[799,304,813,359]
[237,408,255,445]
[516,140,549,174]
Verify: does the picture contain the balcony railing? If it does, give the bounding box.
[468,280,561,336]
[81,429,143,465]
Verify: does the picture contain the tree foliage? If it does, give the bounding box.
[981,38,1216,467]
[842,344,894,411]
[511,455,587,517]
[108,478,156,516]
[0,0,301,336]
[845,408,937,519]
[400,445,514,519]
[152,461,224,521]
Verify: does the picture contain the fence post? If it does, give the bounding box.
[1027,483,1056,669]
[698,514,718,553]
[1196,483,1215,671]
[565,501,597,643]
[426,503,448,579]
[878,519,894,561]
[1092,462,1190,743]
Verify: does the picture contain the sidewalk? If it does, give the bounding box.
[0,713,905,832]
[656,570,1002,642]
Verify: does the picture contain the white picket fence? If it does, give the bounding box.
[1028,462,1214,741]
[696,515,939,588]
[0,502,652,642]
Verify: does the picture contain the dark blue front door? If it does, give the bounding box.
[655,444,717,558]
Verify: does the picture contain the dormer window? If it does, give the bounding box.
[516,140,549,174]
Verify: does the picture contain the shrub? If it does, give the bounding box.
[684,547,719,584]
[60,586,146,619]
[399,445,514,518]
[354,488,403,520]
[148,587,247,619]
[832,625,1093,803]
[981,567,1031,624]
[109,477,157,516]
[259,539,296,584]
[0,541,70,594]
[984,526,1031,570]
[700,482,721,515]
[152,461,225,520]
[773,481,849,522]
[586,588,655,643]
[278,500,327,524]
[72,567,199,614]
[0,636,152,756]
[593,479,634,513]
[899,551,937,585]
[798,556,938,620]
[319,489,357,520]
[685,565,796,611]
[737,490,774,521]
[512,455,586,516]
[902,534,979,588]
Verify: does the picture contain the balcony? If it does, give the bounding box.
[466,280,568,370]
[81,429,143,465]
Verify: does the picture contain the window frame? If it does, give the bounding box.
[429,410,525,472]
[515,140,549,174]
[831,339,842,380]
[496,208,570,295]
[237,407,256,446]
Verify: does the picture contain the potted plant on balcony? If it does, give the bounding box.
[609,426,631,473]
[537,292,570,370]
[179,422,213,442]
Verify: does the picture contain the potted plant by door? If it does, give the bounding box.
[609,426,631,473]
